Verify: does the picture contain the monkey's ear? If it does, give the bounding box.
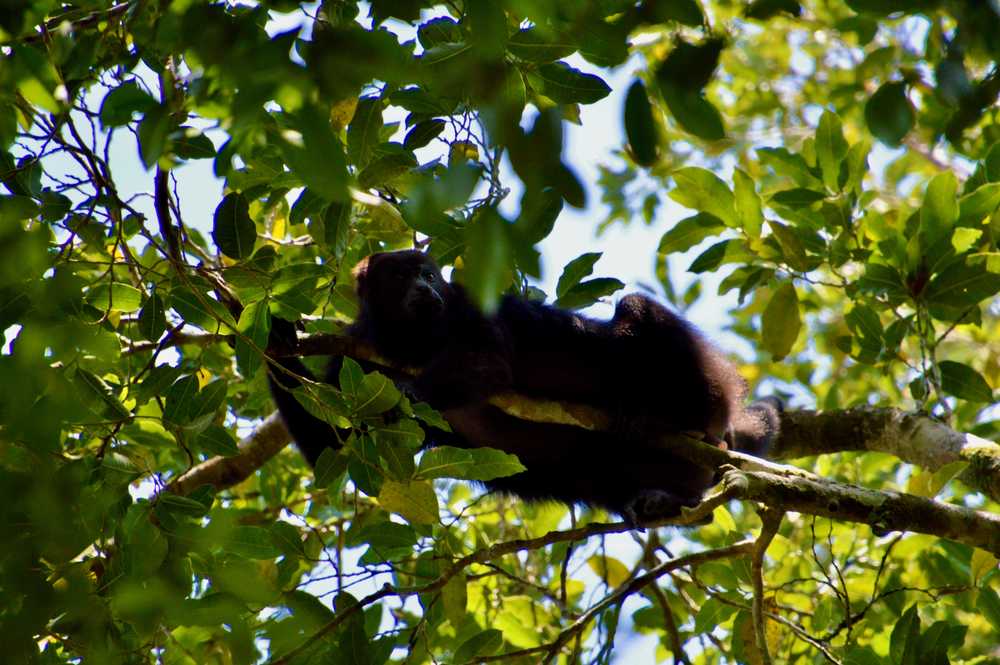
[352,256,371,295]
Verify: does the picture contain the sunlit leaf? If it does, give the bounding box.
[761,282,801,360]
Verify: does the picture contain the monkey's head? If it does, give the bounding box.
[353,250,451,326]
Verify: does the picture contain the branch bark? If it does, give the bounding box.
[167,412,291,496]
[773,407,1000,503]
[721,467,1000,555]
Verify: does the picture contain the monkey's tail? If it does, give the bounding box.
[266,317,342,467]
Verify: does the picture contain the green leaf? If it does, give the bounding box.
[555,252,601,297]
[417,446,525,481]
[985,142,1000,182]
[670,167,737,227]
[646,0,703,25]
[553,278,624,310]
[857,263,906,299]
[170,286,237,331]
[657,213,726,255]
[977,587,1000,633]
[212,192,257,260]
[378,480,439,525]
[0,194,40,223]
[279,106,349,202]
[533,62,611,104]
[454,629,504,663]
[224,526,281,559]
[924,258,1000,307]
[761,282,801,360]
[466,448,528,480]
[515,186,563,244]
[195,424,240,457]
[467,0,508,59]
[657,38,722,91]
[172,128,216,160]
[99,82,156,128]
[845,304,884,357]
[771,187,826,207]
[137,292,167,341]
[389,86,452,115]
[865,82,914,147]
[314,448,349,488]
[353,371,401,417]
[355,522,418,560]
[768,221,810,271]
[623,80,659,167]
[659,85,725,140]
[463,208,511,312]
[815,110,848,192]
[86,283,143,313]
[339,357,365,395]
[733,169,763,238]
[441,572,468,626]
[357,145,417,189]
[939,361,993,402]
[417,16,462,49]
[235,298,269,379]
[74,368,131,420]
[890,605,921,665]
[347,95,384,168]
[693,597,738,634]
[403,119,446,150]
[843,646,884,665]
[918,620,966,664]
[38,190,70,222]
[374,419,423,479]
[958,182,1000,225]
[687,239,750,273]
[162,375,200,428]
[316,200,350,259]
[137,103,172,169]
[920,171,959,251]
[507,28,575,63]
[757,147,823,189]
[348,433,384,497]
[843,139,872,195]
[746,0,802,19]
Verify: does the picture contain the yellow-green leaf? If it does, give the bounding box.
[377,480,439,525]
[761,282,801,360]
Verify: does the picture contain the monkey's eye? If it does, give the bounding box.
[423,271,436,282]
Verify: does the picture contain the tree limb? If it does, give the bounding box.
[167,412,291,496]
[773,407,1000,503]
[721,467,1000,555]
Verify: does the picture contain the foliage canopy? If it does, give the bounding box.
[3,0,1000,663]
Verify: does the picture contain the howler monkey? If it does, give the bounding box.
[268,250,780,526]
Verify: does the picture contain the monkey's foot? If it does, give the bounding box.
[623,489,702,528]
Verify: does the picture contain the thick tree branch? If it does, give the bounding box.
[721,468,1000,555]
[773,407,1000,502]
[167,412,291,496]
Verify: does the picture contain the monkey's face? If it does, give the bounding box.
[355,251,450,325]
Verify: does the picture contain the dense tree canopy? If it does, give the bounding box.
[3,0,1000,663]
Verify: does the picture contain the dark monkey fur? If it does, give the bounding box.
[268,250,781,525]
